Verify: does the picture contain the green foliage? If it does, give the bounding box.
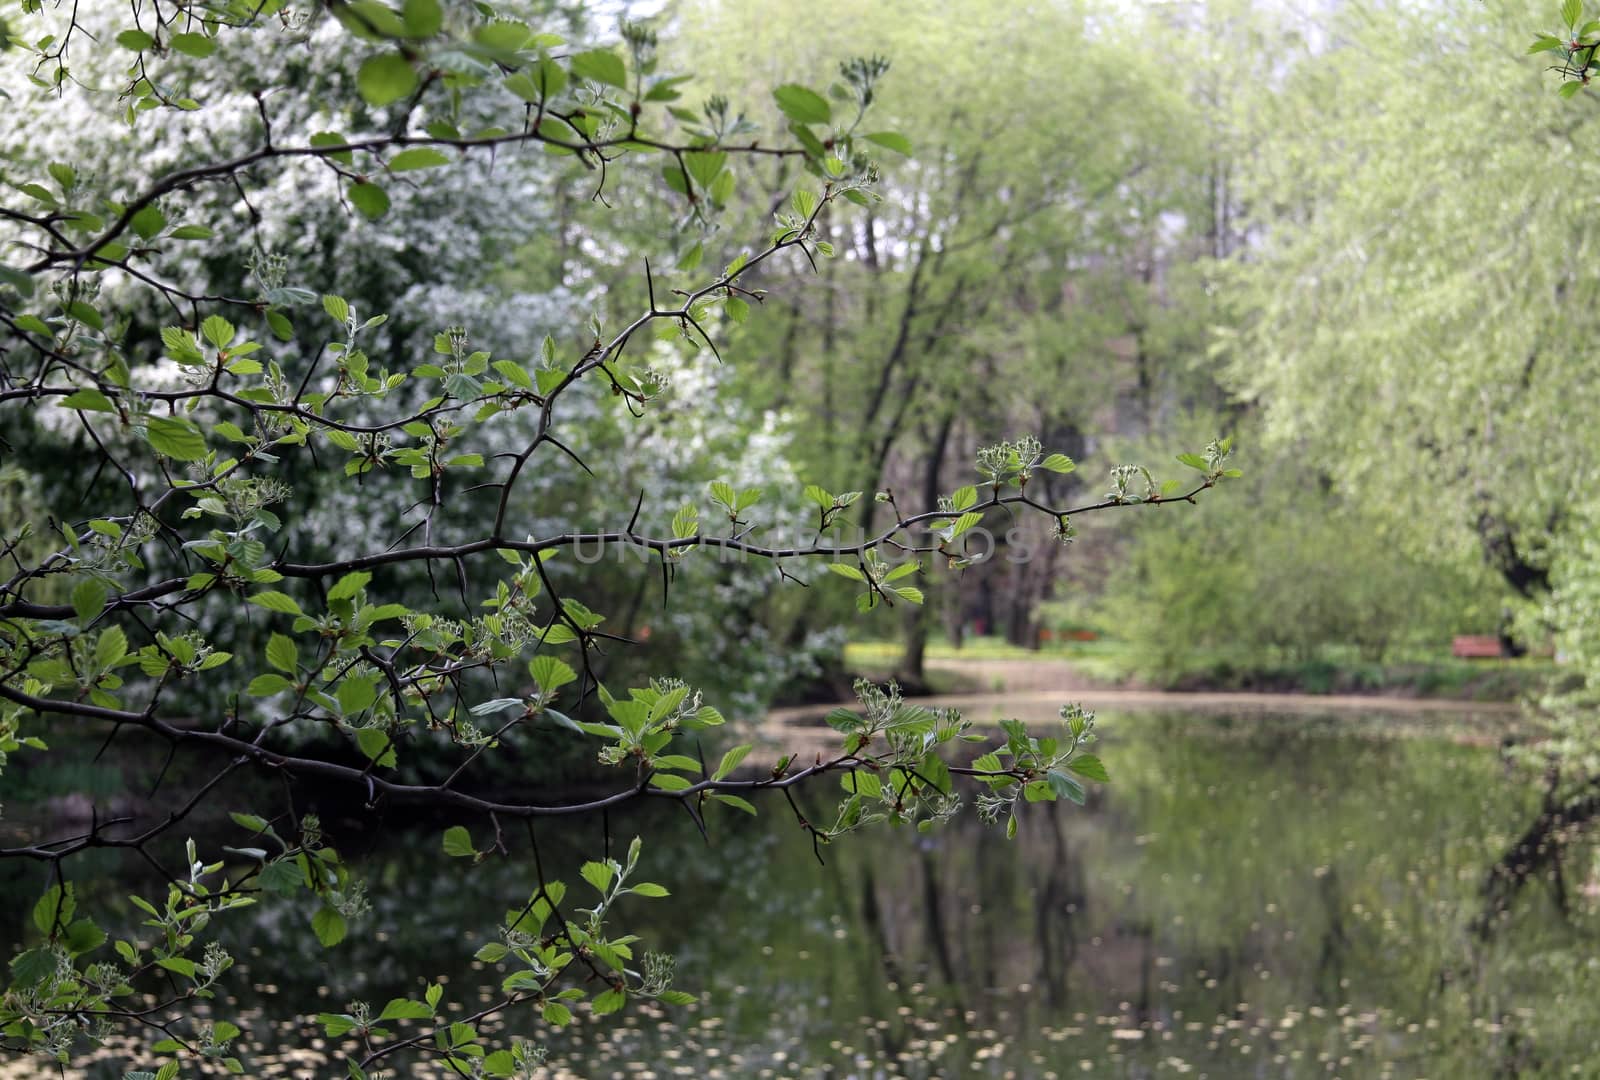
[1101,454,1500,680]
[0,1,1229,1073]
[1213,0,1600,776]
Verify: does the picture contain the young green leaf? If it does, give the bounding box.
[311,906,348,947]
[1066,753,1109,782]
[580,860,614,892]
[145,417,207,461]
[442,826,476,857]
[570,49,627,88]
[773,84,830,125]
[357,53,419,107]
[713,743,752,780]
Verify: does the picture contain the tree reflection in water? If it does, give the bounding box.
[3,707,1594,1078]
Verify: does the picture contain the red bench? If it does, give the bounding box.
[1452,635,1505,659]
[1038,628,1098,643]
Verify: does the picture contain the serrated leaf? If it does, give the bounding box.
[884,560,919,583]
[1046,770,1086,805]
[65,299,103,330]
[402,0,443,37]
[95,625,128,669]
[319,1012,358,1036]
[230,811,271,833]
[862,130,912,155]
[349,182,390,219]
[469,697,523,717]
[713,743,751,780]
[33,884,70,935]
[71,578,106,624]
[357,52,418,106]
[802,483,834,507]
[492,359,533,388]
[712,793,757,815]
[249,591,302,615]
[9,948,54,988]
[388,147,452,171]
[201,314,235,348]
[156,956,197,977]
[145,416,207,461]
[355,727,396,767]
[169,31,215,57]
[685,150,727,189]
[130,204,166,240]
[570,48,627,87]
[327,570,371,602]
[671,504,698,540]
[1024,778,1056,803]
[265,632,297,673]
[442,825,475,857]
[247,673,292,696]
[773,84,830,125]
[529,655,577,691]
[591,987,627,1015]
[841,770,882,798]
[1066,754,1109,782]
[580,860,614,892]
[311,905,348,947]
[266,309,294,340]
[379,998,433,1020]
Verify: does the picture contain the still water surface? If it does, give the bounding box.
[7,703,1598,1078]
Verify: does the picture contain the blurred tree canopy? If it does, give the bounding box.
[0,0,1233,1074]
[6,0,1600,1069]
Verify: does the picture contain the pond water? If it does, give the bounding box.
[5,703,1598,1078]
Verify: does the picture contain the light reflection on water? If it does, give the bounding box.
[5,705,1596,1078]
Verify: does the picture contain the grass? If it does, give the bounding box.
[844,635,1558,702]
[1156,653,1558,700]
[845,637,1040,666]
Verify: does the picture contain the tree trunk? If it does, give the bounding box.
[896,410,956,683]
[1473,770,1600,938]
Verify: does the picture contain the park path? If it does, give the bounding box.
[912,655,1522,712]
[761,656,1520,756]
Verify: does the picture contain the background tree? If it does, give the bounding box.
[1204,0,1600,914]
[0,1,1228,1074]
[640,0,1228,674]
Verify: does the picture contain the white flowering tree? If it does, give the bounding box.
[0,1,1233,1073]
